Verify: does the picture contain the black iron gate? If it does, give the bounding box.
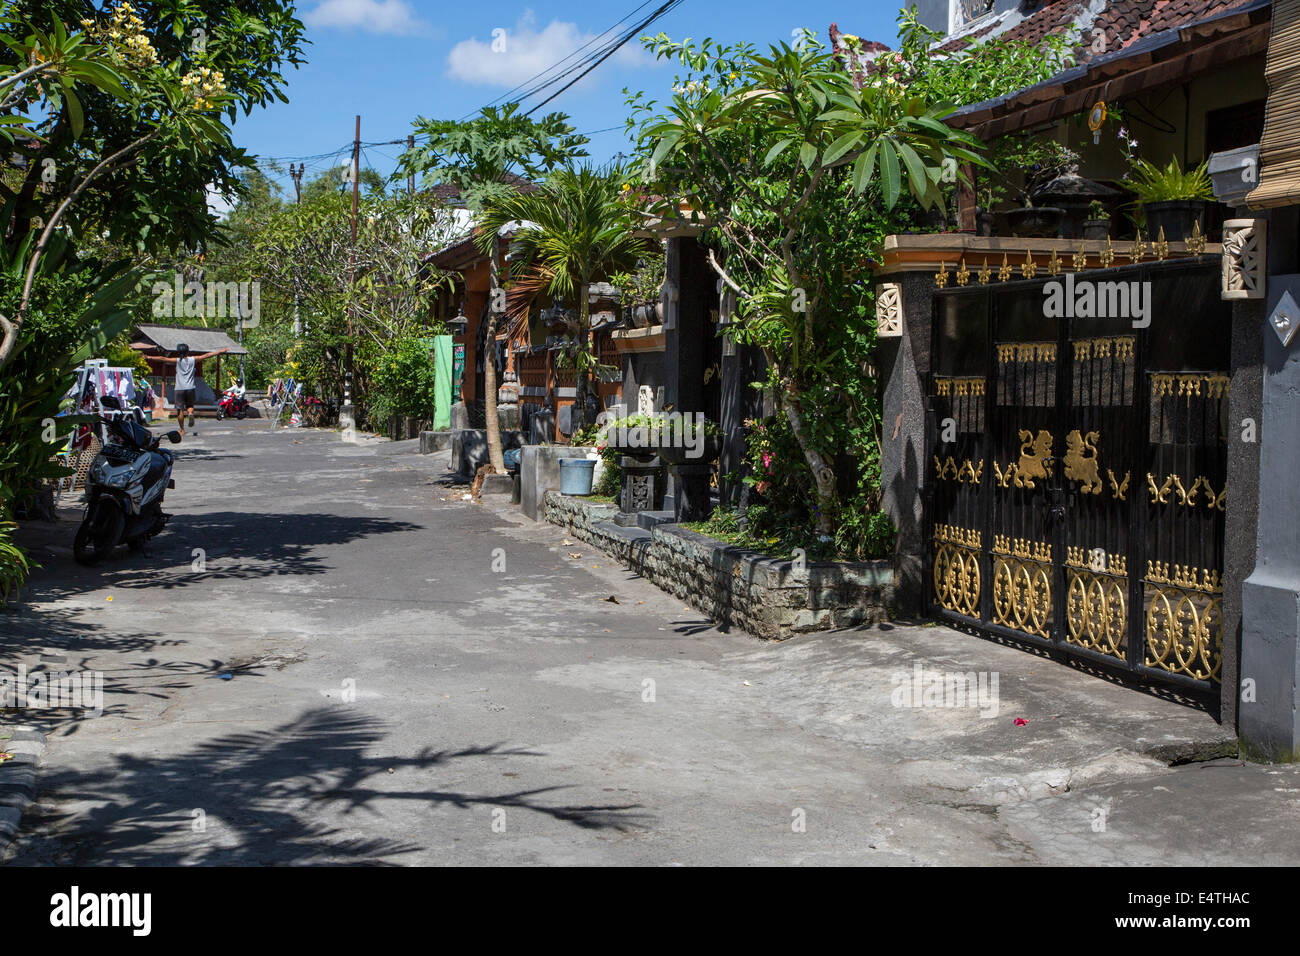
[926,259,1229,692]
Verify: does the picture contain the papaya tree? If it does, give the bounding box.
[397,104,588,473]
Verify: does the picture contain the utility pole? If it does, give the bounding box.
[407,135,415,196]
[345,115,359,408]
[290,162,303,336]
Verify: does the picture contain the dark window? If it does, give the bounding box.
[1205,99,1265,155]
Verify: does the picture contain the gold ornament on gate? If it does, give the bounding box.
[1064,429,1103,494]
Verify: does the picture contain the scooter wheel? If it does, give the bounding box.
[73,505,124,566]
[216,409,225,420]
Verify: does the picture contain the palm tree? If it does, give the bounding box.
[476,164,648,461]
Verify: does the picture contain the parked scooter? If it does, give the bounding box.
[216,385,250,420]
[73,396,183,565]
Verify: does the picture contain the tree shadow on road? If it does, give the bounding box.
[19,511,425,595]
[8,707,653,865]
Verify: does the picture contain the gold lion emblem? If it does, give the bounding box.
[1064,429,1103,494]
[1012,429,1053,488]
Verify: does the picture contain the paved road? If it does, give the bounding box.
[3,421,1299,865]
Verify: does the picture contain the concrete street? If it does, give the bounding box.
[2,420,1298,866]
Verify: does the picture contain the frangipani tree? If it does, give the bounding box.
[630,30,984,540]
[0,0,306,372]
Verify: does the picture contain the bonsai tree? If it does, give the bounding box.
[981,137,1078,209]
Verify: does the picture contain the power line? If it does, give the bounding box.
[461,0,663,121]
[525,0,684,117]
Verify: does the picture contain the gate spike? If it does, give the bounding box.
[978,257,991,284]
[1131,227,1146,263]
[1021,248,1037,279]
[997,253,1011,281]
[1073,242,1087,271]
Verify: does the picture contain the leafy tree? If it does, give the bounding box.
[251,188,457,405]
[0,1,306,371]
[3,0,306,251]
[398,103,589,471]
[299,164,385,204]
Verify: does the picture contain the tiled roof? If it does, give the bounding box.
[935,0,1261,65]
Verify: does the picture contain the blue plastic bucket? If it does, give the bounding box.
[559,458,597,495]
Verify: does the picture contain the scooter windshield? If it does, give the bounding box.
[112,416,152,449]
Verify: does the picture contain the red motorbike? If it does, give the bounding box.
[216,388,250,420]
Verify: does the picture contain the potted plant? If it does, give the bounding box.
[1082,200,1110,240]
[611,255,666,328]
[1125,156,1214,242]
[984,138,1079,237]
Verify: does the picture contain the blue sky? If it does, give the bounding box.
[233,0,905,198]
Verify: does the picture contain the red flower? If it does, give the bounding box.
[1013,717,1028,726]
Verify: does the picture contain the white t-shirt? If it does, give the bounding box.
[176,356,196,390]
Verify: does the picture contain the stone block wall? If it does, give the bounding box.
[543,492,894,640]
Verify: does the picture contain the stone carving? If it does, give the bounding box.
[1222,218,1266,300]
[637,385,655,415]
[875,282,903,337]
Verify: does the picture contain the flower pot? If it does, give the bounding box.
[1141,200,1210,243]
[1005,206,1065,238]
[654,434,722,466]
[630,301,662,328]
[1082,219,1111,241]
[975,209,995,238]
[559,458,596,495]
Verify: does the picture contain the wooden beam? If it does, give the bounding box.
[960,22,1270,139]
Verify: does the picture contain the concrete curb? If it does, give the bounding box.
[0,726,46,859]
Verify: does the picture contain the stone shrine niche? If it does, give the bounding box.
[1221,219,1266,301]
[876,282,904,337]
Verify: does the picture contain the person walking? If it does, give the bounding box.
[155,343,228,437]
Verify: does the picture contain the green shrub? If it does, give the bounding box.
[367,332,438,429]
[0,521,29,604]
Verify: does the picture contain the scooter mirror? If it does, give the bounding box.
[100,395,121,410]
[167,431,183,444]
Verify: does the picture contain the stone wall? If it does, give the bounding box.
[543,492,894,640]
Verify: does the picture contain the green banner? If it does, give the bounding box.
[432,335,453,430]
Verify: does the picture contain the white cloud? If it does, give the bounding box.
[446,10,654,87]
[304,0,425,35]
